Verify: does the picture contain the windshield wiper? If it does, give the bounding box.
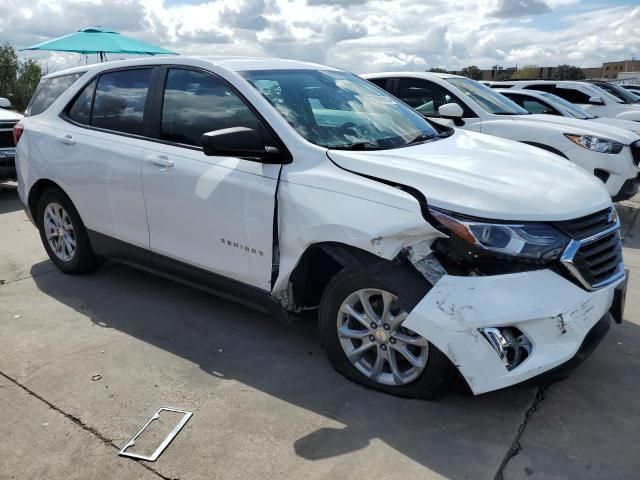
[405,132,438,146]
[327,141,382,151]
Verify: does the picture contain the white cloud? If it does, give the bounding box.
[0,0,637,74]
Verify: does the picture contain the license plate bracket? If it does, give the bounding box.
[119,407,192,462]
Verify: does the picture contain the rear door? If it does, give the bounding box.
[141,67,280,291]
[56,68,153,256]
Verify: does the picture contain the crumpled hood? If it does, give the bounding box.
[520,114,640,144]
[328,130,611,221]
[0,108,23,121]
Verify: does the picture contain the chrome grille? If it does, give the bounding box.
[558,207,624,290]
[0,121,17,149]
[554,207,616,240]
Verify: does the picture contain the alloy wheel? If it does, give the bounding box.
[337,288,429,386]
[43,202,76,262]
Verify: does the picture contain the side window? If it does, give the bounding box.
[67,79,97,125]
[367,78,392,91]
[523,98,556,114]
[509,95,555,114]
[92,69,152,135]
[552,87,591,104]
[26,73,83,116]
[397,78,466,117]
[523,84,555,93]
[503,93,526,108]
[160,68,260,147]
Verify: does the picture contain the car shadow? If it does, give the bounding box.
[618,201,640,250]
[30,259,539,479]
[0,183,21,214]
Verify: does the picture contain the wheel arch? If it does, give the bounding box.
[286,241,392,311]
[27,178,67,222]
[519,141,569,159]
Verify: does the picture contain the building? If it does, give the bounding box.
[601,59,640,80]
[447,58,639,81]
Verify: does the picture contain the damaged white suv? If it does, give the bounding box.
[15,57,627,399]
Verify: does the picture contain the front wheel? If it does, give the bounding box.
[319,266,457,399]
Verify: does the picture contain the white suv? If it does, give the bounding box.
[363,72,640,201]
[15,57,627,398]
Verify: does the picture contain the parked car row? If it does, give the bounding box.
[495,88,640,134]
[366,73,640,201]
[11,57,630,399]
[485,80,640,121]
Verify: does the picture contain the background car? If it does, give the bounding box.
[588,80,640,104]
[497,88,640,135]
[363,72,640,201]
[621,84,640,99]
[495,80,640,121]
[0,99,23,181]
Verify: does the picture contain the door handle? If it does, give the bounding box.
[57,134,75,145]
[145,155,174,168]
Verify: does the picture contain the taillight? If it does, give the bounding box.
[13,123,23,146]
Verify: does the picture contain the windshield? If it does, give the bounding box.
[586,84,623,104]
[539,92,594,119]
[446,77,529,115]
[240,69,439,150]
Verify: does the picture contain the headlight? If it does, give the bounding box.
[564,134,624,154]
[429,208,569,260]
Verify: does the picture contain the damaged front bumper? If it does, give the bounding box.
[403,269,625,395]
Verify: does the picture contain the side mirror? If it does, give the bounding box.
[201,127,285,164]
[589,96,605,106]
[438,103,464,119]
[543,108,558,115]
[0,97,11,109]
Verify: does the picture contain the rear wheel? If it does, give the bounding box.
[36,188,100,274]
[319,266,457,399]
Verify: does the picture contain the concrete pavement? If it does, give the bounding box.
[1,182,639,480]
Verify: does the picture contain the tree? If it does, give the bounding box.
[460,65,482,80]
[0,43,43,111]
[513,64,539,80]
[15,59,43,109]
[0,44,19,98]
[428,67,447,73]
[552,64,585,81]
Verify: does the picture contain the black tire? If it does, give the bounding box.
[36,188,100,274]
[319,264,457,400]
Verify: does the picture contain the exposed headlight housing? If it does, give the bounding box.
[429,208,569,261]
[564,134,624,154]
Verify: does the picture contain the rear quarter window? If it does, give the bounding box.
[26,73,84,116]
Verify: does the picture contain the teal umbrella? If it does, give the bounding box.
[22,27,177,61]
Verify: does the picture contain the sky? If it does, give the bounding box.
[0,0,638,74]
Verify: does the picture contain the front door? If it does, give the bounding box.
[142,67,280,291]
